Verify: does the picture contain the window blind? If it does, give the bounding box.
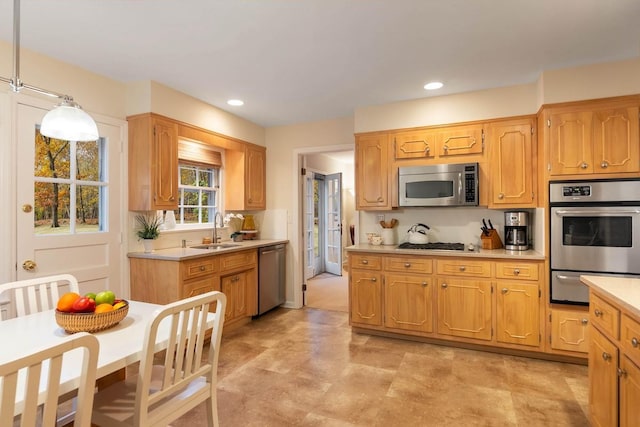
[178,140,222,168]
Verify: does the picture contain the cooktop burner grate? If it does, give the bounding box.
[397,242,465,251]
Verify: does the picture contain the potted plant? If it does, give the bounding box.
[135,214,161,252]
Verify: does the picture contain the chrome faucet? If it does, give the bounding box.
[213,211,223,243]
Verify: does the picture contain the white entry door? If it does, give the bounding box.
[15,102,125,297]
[302,169,315,281]
[325,172,342,275]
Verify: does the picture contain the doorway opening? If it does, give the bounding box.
[301,150,354,312]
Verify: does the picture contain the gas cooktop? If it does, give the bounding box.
[397,242,465,251]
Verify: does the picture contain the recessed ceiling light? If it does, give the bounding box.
[424,81,444,90]
[227,99,244,106]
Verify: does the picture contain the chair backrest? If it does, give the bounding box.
[135,291,226,424]
[0,274,80,319]
[0,332,99,427]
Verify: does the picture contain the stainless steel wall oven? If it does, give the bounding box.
[549,179,640,305]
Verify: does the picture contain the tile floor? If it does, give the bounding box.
[169,307,589,427]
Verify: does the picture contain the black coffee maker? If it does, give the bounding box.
[504,211,529,250]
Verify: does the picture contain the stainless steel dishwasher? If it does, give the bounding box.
[257,244,286,315]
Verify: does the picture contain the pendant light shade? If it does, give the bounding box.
[40,100,99,141]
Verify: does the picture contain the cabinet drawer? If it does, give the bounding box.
[621,314,640,365]
[494,262,539,281]
[182,257,219,280]
[219,250,257,273]
[590,292,620,339]
[436,259,491,278]
[350,254,382,270]
[384,256,432,274]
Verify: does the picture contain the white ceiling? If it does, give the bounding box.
[1,0,639,128]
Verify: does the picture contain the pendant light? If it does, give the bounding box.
[0,0,99,141]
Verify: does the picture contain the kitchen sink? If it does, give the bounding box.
[190,243,241,250]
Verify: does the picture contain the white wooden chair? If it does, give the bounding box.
[0,274,80,319]
[91,290,227,427]
[0,332,99,427]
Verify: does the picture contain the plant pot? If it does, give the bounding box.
[142,239,154,253]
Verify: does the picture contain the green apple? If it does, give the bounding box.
[85,292,97,301]
[95,290,116,306]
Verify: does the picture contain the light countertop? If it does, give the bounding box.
[580,275,640,319]
[345,244,545,260]
[128,239,288,261]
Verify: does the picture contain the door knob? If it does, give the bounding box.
[22,204,33,213]
[22,260,37,271]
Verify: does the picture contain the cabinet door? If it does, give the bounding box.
[350,269,383,326]
[152,118,179,210]
[436,277,492,341]
[245,145,266,209]
[221,272,248,322]
[355,134,390,210]
[385,274,433,333]
[548,111,593,175]
[592,106,640,174]
[436,123,484,158]
[588,327,618,427]
[392,129,436,160]
[550,308,590,354]
[487,119,536,207]
[496,281,540,347]
[620,356,640,427]
[183,276,221,312]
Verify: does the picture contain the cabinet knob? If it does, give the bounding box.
[200,266,206,271]
[501,288,508,294]
[404,263,411,268]
[602,352,612,361]
[580,162,588,169]
[581,318,588,325]
[498,193,504,200]
[459,266,466,272]
[248,198,253,203]
[601,161,609,169]
[361,259,369,265]
[376,197,383,202]
[441,283,448,288]
[632,337,639,348]
[594,309,603,317]
[422,281,428,287]
[443,145,449,152]
[617,368,628,378]
[370,277,377,283]
[513,269,520,275]
[170,196,175,201]
[425,146,430,153]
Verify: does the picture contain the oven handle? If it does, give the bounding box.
[555,274,579,281]
[553,209,640,216]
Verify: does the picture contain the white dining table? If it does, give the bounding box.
[0,300,213,417]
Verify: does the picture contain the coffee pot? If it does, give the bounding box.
[504,211,529,251]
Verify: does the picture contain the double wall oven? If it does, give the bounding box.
[549,179,640,305]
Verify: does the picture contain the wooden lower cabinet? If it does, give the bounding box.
[436,277,492,341]
[129,249,257,329]
[384,274,433,333]
[549,307,590,354]
[588,288,640,426]
[496,281,540,347]
[350,269,383,327]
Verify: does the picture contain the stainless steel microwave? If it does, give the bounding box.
[398,163,479,207]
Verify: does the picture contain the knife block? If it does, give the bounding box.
[480,229,503,250]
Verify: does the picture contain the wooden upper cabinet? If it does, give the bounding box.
[128,114,179,211]
[436,123,484,158]
[546,98,640,176]
[225,144,266,211]
[487,117,536,207]
[355,133,391,210]
[392,129,437,160]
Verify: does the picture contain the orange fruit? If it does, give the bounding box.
[95,303,115,314]
[57,292,81,312]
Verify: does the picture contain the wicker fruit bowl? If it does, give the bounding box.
[55,301,129,334]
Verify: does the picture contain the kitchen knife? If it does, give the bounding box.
[487,219,494,230]
[482,219,489,233]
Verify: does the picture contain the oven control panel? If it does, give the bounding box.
[562,185,591,197]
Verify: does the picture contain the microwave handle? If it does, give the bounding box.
[554,209,640,216]
[458,174,463,200]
